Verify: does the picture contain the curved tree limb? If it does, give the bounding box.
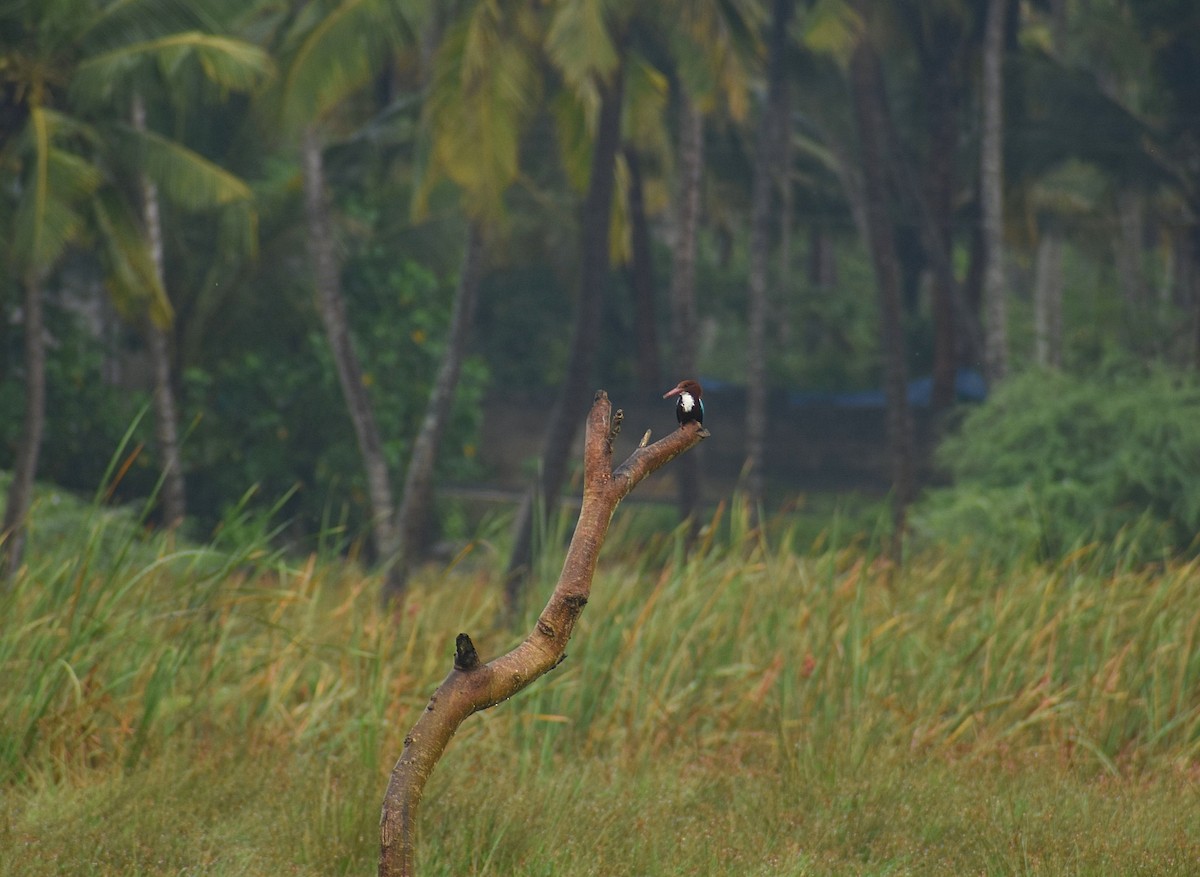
[379,390,708,877]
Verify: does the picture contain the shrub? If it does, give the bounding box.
[914,363,1200,561]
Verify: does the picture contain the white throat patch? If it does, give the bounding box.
[679,392,695,412]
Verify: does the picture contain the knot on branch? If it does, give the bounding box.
[606,409,624,455]
[454,632,481,671]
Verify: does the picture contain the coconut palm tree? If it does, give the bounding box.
[848,11,916,540]
[0,0,265,574]
[76,18,269,531]
[980,0,1010,386]
[388,0,541,599]
[504,0,631,596]
[744,0,794,512]
[263,0,416,582]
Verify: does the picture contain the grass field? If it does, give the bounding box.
[2,487,1199,875]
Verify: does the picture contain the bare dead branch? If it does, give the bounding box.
[378,391,707,877]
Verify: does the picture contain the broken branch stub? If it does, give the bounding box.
[379,390,707,877]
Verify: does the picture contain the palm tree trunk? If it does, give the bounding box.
[133,94,187,530]
[2,273,46,579]
[980,0,1010,387]
[623,147,661,393]
[850,34,916,541]
[1115,188,1150,350]
[1033,226,1064,368]
[302,125,401,575]
[924,64,960,410]
[745,0,794,511]
[505,65,625,602]
[387,222,485,601]
[808,225,836,288]
[670,93,703,523]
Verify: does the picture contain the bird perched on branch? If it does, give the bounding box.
[663,379,704,427]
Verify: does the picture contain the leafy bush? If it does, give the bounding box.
[914,364,1200,561]
[183,257,488,542]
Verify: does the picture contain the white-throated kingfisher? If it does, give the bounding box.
[663,379,704,427]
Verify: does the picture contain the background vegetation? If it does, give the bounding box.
[4,0,1199,553]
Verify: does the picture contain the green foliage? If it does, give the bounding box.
[0,301,157,500]
[916,364,1200,561]
[181,254,488,540]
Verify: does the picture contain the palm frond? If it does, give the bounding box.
[114,124,253,210]
[545,0,619,92]
[551,89,593,195]
[622,54,669,159]
[83,0,211,54]
[801,0,863,68]
[74,33,273,105]
[281,0,411,130]
[10,108,99,271]
[414,3,539,222]
[91,190,174,328]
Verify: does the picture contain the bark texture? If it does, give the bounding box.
[133,94,187,531]
[1033,227,1063,368]
[2,274,46,579]
[379,392,708,877]
[302,125,402,577]
[850,34,916,536]
[624,147,661,392]
[669,94,704,523]
[744,0,793,509]
[980,0,1009,387]
[388,223,486,599]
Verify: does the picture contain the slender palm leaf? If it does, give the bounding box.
[73,33,273,105]
[91,189,173,327]
[10,107,101,272]
[415,1,540,222]
[280,0,412,131]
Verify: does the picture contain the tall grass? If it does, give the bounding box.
[3,490,1200,874]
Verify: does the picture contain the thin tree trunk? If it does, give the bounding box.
[2,273,46,579]
[505,65,625,602]
[808,225,836,289]
[980,0,1010,387]
[924,64,959,410]
[670,93,704,523]
[133,93,187,530]
[745,0,793,510]
[1033,226,1064,368]
[777,121,793,347]
[623,147,661,392]
[1115,188,1149,350]
[1189,225,1200,371]
[387,223,486,601]
[302,125,401,577]
[850,34,916,541]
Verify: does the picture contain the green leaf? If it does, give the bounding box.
[280,0,412,131]
[91,190,174,328]
[545,0,619,91]
[415,2,540,222]
[74,32,272,105]
[10,108,100,273]
[115,124,253,210]
[800,0,862,67]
